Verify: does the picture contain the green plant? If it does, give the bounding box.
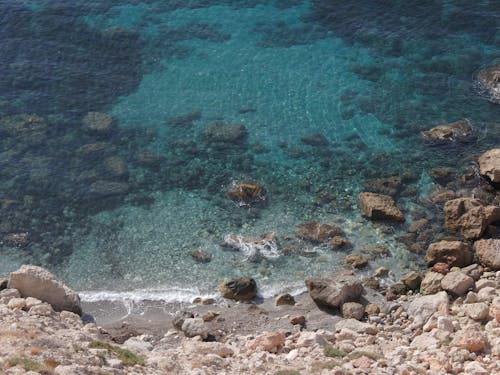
[88,341,145,366]
[7,357,48,372]
[324,346,347,358]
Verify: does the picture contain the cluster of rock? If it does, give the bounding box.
[1,262,499,375]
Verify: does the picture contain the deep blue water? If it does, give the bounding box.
[0,0,499,302]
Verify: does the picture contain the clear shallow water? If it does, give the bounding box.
[0,1,499,302]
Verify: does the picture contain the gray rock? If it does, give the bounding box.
[181,317,208,339]
[407,291,449,327]
[342,302,365,320]
[335,318,378,335]
[420,271,444,295]
[474,239,500,271]
[305,276,363,309]
[172,310,194,330]
[123,336,153,354]
[465,302,490,321]
[441,271,474,296]
[8,265,81,315]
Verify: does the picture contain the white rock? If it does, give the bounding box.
[437,316,455,333]
[335,318,378,335]
[25,297,42,309]
[296,331,328,347]
[123,336,153,354]
[181,317,208,339]
[106,358,123,369]
[410,333,439,350]
[286,349,299,361]
[475,279,496,290]
[464,291,479,304]
[478,286,497,302]
[441,271,474,296]
[7,297,26,310]
[407,291,449,327]
[464,361,488,375]
[465,302,490,321]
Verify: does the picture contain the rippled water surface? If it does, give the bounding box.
[1,1,499,301]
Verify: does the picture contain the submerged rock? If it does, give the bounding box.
[88,180,129,197]
[202,123,248,144]
[83,111,116,136]
[444,198,500,239]
[363,176,402,197]
[344,253,369,269]
[222,233,279,261]
[300,132,329,147]
[0,113,47,145]
[190,249,213,263]
[305,276,363,309]
[421,119,473,143]
[295,221,344,243]
[227,181,266,207]
[358,192,405,222]
[219,277,257,301]
[477,64,500,104]
[424,240,473,267]
[8,265,81,315]
[478,148,500,186]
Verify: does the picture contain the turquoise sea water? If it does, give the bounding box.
[0,1,499,302]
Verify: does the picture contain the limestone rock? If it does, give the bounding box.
[358,192,405,222]
[219,277,257,301]
[296,331,328,347]
[477,64,500,104]
[478,148,500,185]
[421,119,473,143]
[295,221,343,243]
[441,271,474,296]
[8,265,81,315]
[181,318,208,339]
[335,319,378,335]
[424,240,473,267]
[305,276,363,309]
[474,239,500,270]
[247,331,285,353]
[123,336,153,353]
[275,293,295,306]
[342,302,365,320]
[407,291,449,326]
[401,271,422,291]
[465,302,490,321]
[420,271,444,295]
[444,198,500,239]
[83,112,116,136]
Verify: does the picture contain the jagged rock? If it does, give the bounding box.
[420,271,444,295]
[342,302,365,320]
[344,253,369,269]
[296,331,328,347]
[441,271,474,296]
[401,271,422,290]
[421,119,473,143]
[432,262,450,274]
[295,222,343,243]
[363,176,402,197]
[83,112,115,136]
[335,319,378,335]
[477,64,500,104]
[407,291,449,327]
[219,277,257,301]
[478,148,500,185]
[226,181,265,206]
[305,276,363,309]
[8,265,81,315]
[275,293,295,306]
[301,132,329,147]
[358,192,405,222]
[474,239,500,270]
[181,318,208,339]
[444,198,500,239]
[424,241,473,267]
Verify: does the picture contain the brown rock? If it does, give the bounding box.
[342,302,365,320]
[401,271,422,290]
[289,315,306,326]
[358,192,405,222]
[474,239,500,270]
[190,249,212,263]
[365,303,380,316]
[2,232,30,247]
[441,271,474,297]
[295,222,343,243]
[421,119,473,143]
[421,271,444,295]
[408,219,429,233]
[247,331,285,353]
[386,283,407,301]
[429,167,457,185]
[478,148,500,185]
[219,277,257,301]
[83,112,115,136]
[305,276,363,309]
[432,262,450,274]
[424,240,473,267]
[328,236,352,250]
[227,181,265,206]
[345,253,369,269]
[477,64,500,104]
[275,293,295,306]
[444,198,500,239]
[363,176,402,197]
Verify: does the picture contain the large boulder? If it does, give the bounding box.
[421,119,473,143]
[441,271,474,297]
[444,198,500,239]
[7,265,81,315]
[478,148,500,185]
[219,277,257,301]
[424,240,473,267]
[477,64,500,104]
[358,192,405,222]
[407,291,449,327]
[474,239,500,270]
[295,222,343,243]
[305,276,363,309]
